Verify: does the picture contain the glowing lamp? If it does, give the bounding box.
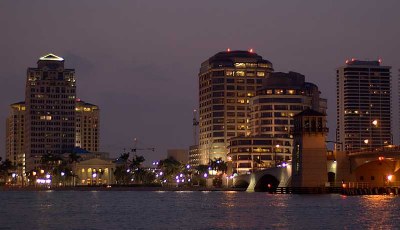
[227,48,231,52]
[387,175,393,182]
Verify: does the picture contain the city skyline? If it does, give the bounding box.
[1,1,400,164]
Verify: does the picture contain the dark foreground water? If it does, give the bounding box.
[0,191,399,229]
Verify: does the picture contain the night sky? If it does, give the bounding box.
[1,1,399,164]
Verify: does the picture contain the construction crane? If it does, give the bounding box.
[193,109,199,145]
[132,138,155,155]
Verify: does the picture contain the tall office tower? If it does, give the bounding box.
[228,72,326,174]
[336,59,391,151]
[25,54,76,170]
[6,102,26,182]
[75,99,100,152]
[198,50,273,164]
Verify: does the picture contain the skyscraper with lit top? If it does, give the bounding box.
[24,54,76,170]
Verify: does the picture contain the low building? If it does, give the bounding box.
[71,150,116,185]
[167,149,189,164]
[228,136,291,174]
[74,158,116,185]
[189,145,200,167]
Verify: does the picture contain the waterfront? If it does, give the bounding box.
[0,191,399,229]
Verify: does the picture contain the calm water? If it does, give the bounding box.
[0,191,399,229]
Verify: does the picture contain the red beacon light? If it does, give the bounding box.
[351,58,355,61]
[345,59,349,64]
[227,48,231,52]
[249,48,254,53]
[378,58,382,63]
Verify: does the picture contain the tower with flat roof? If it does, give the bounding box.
[75,99,100,152]
[336,59,392,151]
[198,50,273,164]
[6,102,26,183]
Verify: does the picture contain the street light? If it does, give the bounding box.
[274,145,280,167]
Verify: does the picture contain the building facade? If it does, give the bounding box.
[6,102,26,182]
[75,99,100,152]
[228,72,326,174]
[198,50,273,164]
[74,158,116,185]
[188,145,200,167]
[24,54,77,170]
[336,59,391,151]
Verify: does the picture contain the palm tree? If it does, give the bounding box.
[158,157,183,183]
[68,152,81,164]
[130,155,145,170]
[114,166,131,184]
[209,157,227,173]
[0,159,16,184]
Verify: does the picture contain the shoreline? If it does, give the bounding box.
[0,185,247,192]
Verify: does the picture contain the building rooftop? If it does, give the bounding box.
[200,50,273,72]
[209,50,272,64]
[344,59,383,67]
[39,53,64,61]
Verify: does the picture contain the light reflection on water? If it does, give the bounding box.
[0,191,399,229]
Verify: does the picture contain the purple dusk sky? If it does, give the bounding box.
[0,1,399,163]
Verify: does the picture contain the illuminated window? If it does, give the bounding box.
[235,71,245,77]
[257,72,265,77]
[266,90,273,94]
[234,63,246,68]
[287,90,295,94]
[226,71,233,76]
[246,63,257,68]
[81,169,85,173]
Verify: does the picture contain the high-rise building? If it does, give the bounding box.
[24,54,76,170]
[336,59,392,151]
[198,50,273,164]
[75,99,100,152]
[6,102,26,182]
[228,72,326,174]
